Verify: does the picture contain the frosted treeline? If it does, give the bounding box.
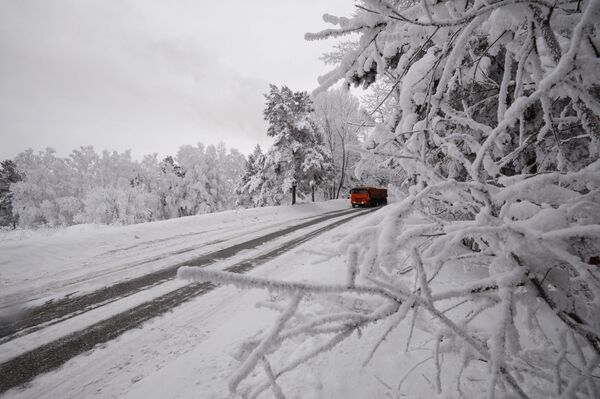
[180,0,600,397]
[7,143,245,227]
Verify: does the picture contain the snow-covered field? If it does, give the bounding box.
[0,200,413,398]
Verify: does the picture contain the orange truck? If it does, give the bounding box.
[350,187,388,207]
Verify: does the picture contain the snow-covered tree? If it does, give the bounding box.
[239,85,334,206]
[264,84,332,202]
[9,142,245,227]
[354,77,411,187]
[217,143,247,209]
[76,149,158,225]
[180,1,600,397]
[320,42,408,188]
[0,160,22,228]
[236,145,267,208]
[313,88,364,198]
[157,155,186,219]
[64,146,100,199]
[11,148,82,227]
[300,131,334,202]
[174,142,246,215]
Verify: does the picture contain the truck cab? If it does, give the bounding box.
[350,187,387,207]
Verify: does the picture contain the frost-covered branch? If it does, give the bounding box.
[177,267,407,302]
[190,0,600,396]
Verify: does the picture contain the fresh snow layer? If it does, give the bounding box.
[0,202,367,364]
[1,202,414,399]
[0,200,349,311]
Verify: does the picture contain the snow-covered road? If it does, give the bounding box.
[0,200,382,397]
[0,201,353,311]
[1,206,359,344]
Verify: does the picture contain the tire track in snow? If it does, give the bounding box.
[0,207,377,393]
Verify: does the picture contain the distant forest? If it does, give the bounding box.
[1,85,374,228]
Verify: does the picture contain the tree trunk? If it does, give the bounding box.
[311,185,315,202]
[335,142,347,199]
[291,185,296,205]
[335,129,347,199]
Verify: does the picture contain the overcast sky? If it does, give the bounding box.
[0,0,354,160]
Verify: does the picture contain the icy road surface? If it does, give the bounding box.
[0,200,381,397]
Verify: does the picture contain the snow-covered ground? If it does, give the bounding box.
[1,200,417,398]
[3,195,565,399]
[0,200,349,311]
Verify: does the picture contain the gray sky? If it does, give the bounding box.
[0,0,354,160]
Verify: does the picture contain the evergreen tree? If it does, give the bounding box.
[236,145,265,207]
[242,84,334,206]
[0,160,22,228]
[158,155,186,219]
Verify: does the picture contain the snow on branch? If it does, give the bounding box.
[228,293,303,393]
[177,267,407,302]
[184,0,600,397]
